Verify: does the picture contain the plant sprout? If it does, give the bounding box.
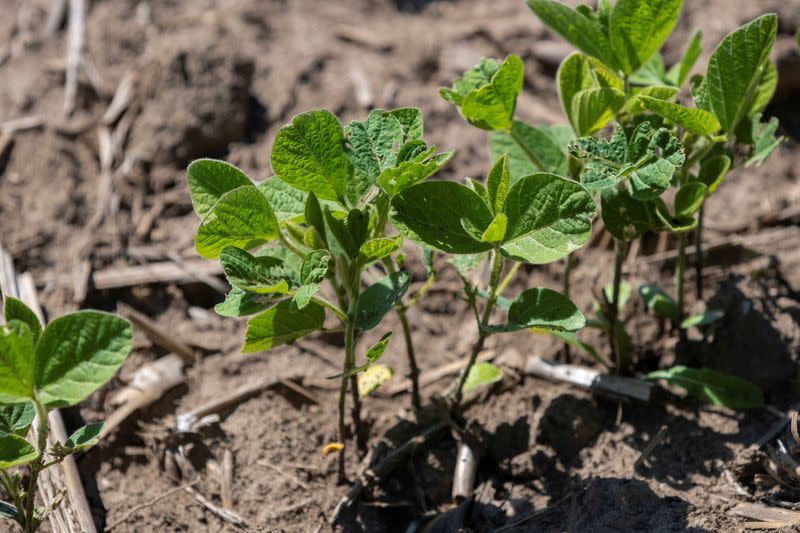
[0,297,132,533]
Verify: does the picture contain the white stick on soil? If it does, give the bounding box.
[64,0,86,115]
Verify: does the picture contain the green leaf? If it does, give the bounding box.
[345,110,405,202]
[697,154,731,193]
[639,96,720,135]
[219,246,291,294]
[358,237,402,267]
[681,309,724,329]
[481,213,507,243]
[0,402,34,436]
[485,288,585,333]
[571,87,625,136]
[622,85,680,115]
[526,0,618,69]
[667,29,703,86]
[4,296,41,346]
[292,250,330,310]
[0,500,19,520]
[388,108,424,141]
[0,432,38,468]
[629,53,670,86]
[377,150,454,197]
[65,422,104,451]
[457,55,524,131]
[243,300,325,353]
[0,321,35,404]
[627,123,685,200]
[358,365,394,396]
[647,366,764,408]
[690,74,711,112]
[324,208,370,259]
[600,187,658,241]
[570,125,629,191]
[195,186,280,259]
[257,178,306,224]
[749,60,777,116]
[450,254,484,279]
[706,14,778,133]
[462,362,503,393]
[609,0,682,75]
[215,288,271,317]
[390,181,494,255]
[639,284,678,319]
[35,312,132,408]
[355,272,412,331]
[187,159,252,219]
[489,121,570,180]
[440,58,499,105]
[329,332,393,379]
[745,114,783,167]
[557,53,595,133]
[500,174,596,264]
[674,182,708,217]
[486,154,510,213]
[271,110,353,203]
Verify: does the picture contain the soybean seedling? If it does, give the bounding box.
[188,107,451,481]
[0,297,132,533]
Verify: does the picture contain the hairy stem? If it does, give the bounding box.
[24,400,48,532]
[676,232,687,343]
[694,205,704,300]
[496,262,520,296]
[509,127,546,172]
[397,307,421,411]
[454,250,504,406]
[336,353,348,484]
[609,239,625,375]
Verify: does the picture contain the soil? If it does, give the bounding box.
[1,0,800,532]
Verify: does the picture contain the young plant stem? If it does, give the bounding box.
[694,205,704,300]
[676,232,687,343]
[24,399,48,532]
[336,359,348,483]
[397,306,421,411]
[496,262,520,296]
[562,255,573,362]
[454,249,504,406]
[609,239,625,375]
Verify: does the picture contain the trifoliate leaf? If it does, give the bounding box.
[570,87,625,136]
[35,312,132,408]
[389,108,424,141]
[0,402,34,436]
[647,366,763,408]
[697,154,731,193]
[219,246,291,294]
[600,186,658,241]
[390,181,494,255]
[608,0,682,75]
[744,114,783,167]
[195,186,280,259]
[345,110,405,202]
[489,120,571,180]
[526,0,618,69]
[257,178,306,223]
[355,272,413,331]
[215,288,272,317]
[271,110,353,203]
[377,150,454,197]
[501,174,596,264]
[486,154,510,214]
[4,296,42,346]
[557,52,596,133]
[0,321,36,404]
[706,14,778,133]
[187,159,253,219]
[484,288,585,333]
[358,237,402,267]
[674,182,708,218]
[243,300,325,353]
[0,432,38,468]
[639,96,720,136]
[65,422,104,451]
[454,55,524,131]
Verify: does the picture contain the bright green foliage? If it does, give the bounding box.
[440,55,523,131]
[697,155,731,193]
[271,110,353,204]
[744,114,783,167]
[355,272,413,331]
[648,366,764,408]
[4,297,42,346]
[526,0,618,69]
[0,433,38,468]
[674,182,708,217]
[705,14,777,133]
[462,362,503,393]
[638,96,720,135]
[187,159,252,219]
[195,186,280,259]
[257,178,306,223]
[489,121,571,179]
[571,88,625,136]
[214,288,271,317]
[220,247,291,294]
[329,332,393,379]
[0,321,35,403]
[484,288,585,333]
[600,187,658,240]
[608,0,682,75]
[0,402,34,436]
[639,284,678,319]
[391,172,595,264]
[64,422,104,451]
[243,300,326,353]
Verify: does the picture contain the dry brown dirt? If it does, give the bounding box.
[1,0,800,531]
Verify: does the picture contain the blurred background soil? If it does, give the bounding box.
[1,0,800,531]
